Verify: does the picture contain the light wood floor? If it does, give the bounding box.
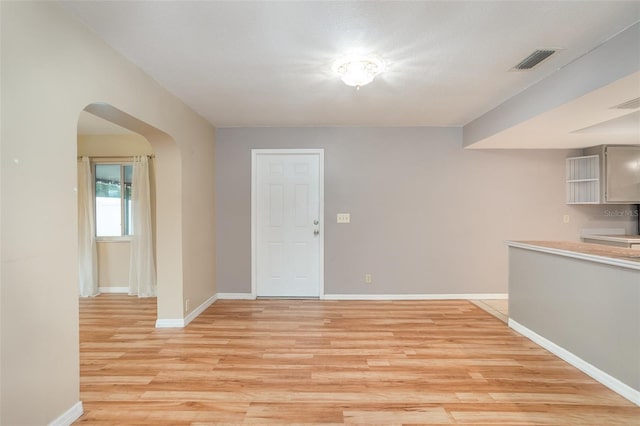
[77,295,639,425]
[470,300,508,323]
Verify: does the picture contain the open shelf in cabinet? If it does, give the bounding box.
[566,155,600,204]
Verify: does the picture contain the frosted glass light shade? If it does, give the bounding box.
[334,56,384,88]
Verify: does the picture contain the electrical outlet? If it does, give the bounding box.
[563,214,570,223]
[185,299,190,311]
[364,273,372,284]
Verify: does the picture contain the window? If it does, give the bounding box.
[95,163,132,237]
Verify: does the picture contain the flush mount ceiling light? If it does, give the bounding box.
[333,55,385,90]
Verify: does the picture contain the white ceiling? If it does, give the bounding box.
[62,1,640,146]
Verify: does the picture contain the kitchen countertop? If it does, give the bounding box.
[582,234,640,243]
[506,240,640,271]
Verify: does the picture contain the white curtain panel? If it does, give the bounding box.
[129,156,157,297]
[78,157,99,297]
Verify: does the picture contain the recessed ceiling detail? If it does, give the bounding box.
[511,49,558,71]
[573,110,640,136]
[611,97,640,110]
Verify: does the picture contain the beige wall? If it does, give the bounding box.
[1,2,216,425]
[215,127,636,295]
[78,133,154,157]
[97,242,130,288]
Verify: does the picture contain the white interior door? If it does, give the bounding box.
[253,150,323,297]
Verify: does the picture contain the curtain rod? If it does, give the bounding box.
[77,155,155,159]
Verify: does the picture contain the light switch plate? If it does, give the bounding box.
[337,213,350,223]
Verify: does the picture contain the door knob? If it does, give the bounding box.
[313,220,319,225]
[314,229,319,236]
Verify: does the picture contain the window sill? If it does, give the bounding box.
[97,237,132,243]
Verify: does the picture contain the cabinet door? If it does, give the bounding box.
[605,146,640,203]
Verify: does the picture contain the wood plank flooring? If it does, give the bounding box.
[77,295,639,425]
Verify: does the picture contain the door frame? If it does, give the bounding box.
[251,148,325,299]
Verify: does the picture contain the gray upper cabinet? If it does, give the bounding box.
[605,146,640,203]
[567,145,640,204]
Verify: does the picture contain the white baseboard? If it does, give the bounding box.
[509,318,640,406]
[155,318,185,328]
[215,293,508,302]
[48,401,83,426]
[322,293,508,300]
[217,292,256,300]
[155,294,218,328]
[184,294,217,326]
[466,293,508,300]
[98,286,128,293]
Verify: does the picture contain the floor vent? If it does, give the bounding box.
[511,49,557,71]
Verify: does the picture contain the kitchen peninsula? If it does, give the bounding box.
[506,240,640,406]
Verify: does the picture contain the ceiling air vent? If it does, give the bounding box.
[611,97,640,110]
[511,49,557,71]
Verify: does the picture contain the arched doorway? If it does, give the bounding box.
[77,102,183,321]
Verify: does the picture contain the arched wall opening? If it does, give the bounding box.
[79,103,183,320]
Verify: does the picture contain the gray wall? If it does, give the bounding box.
[509,246,639,391]
[216,127,635,295]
